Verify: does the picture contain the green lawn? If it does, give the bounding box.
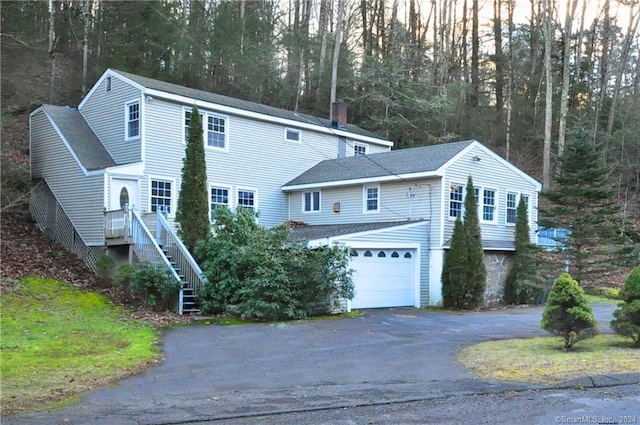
[458,334,640,384]
[0,277,161,416]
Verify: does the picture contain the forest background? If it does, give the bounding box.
[1,0,639,236]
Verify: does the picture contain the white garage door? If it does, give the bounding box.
[349,248,416,309]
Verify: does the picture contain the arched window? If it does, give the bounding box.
[350,249,358,257]
[377,251,386,258]
[119,187,129,209]
[364,250,373,257]
[391,251,400,258]
[404,252,412,259]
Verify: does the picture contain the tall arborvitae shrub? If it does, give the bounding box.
[176,106,210,254]
[442,176,487,310]
[504,197,542,304]
[541,272,597,351]
[611,266,640,347]
[463,175,487,309]
[442,217,468,309]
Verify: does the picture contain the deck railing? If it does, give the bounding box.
[155,212,207,297]
[104,208,131,239]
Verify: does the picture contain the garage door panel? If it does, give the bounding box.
[350,248,416,309]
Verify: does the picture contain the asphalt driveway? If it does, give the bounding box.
[5,304,628,425]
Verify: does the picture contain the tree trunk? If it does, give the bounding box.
[558,0,578,156]
[81,0,90,96]
[330,0,344,107]
[470,0,479,106]
[48,0,56,103]
[542,0,554,189]
[606,5,639,136]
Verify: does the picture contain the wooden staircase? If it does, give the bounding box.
[161,245,200,314]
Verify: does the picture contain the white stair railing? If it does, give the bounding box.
[129,208,184,312]
[155,212,207,298]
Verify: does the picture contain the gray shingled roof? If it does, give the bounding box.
[288,220,422,242]
[111,69,384,140]
[284,140,474,187]
[43,105,116,171]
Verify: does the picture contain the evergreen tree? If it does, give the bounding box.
[176,106,210,253]
[541,272,597,351]
[504,197,542,304]
[540,129,633,285]
[463,175,487,309]
[611,266,640,347]
[441,217,468,309]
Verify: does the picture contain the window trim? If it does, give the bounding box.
[210,184,231,219]
[353,142,368,156]
[506,191,531,226]
[302,190,321,213]
[448,182,464,220]
[148,177,175,217]
[205,113,229,152]
[236,187,258,211]
[480,187,498,224]
[285,128,301,143]
[363,184,380,213]
[125,99,141,141]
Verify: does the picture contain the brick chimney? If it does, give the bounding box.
[331,100,347,129]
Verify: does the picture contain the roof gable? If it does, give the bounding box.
[40,105,116,171]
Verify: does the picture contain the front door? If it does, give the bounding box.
[110,178,139,211]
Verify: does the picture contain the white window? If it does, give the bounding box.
[449,183,464,219]
[303,191,320,212]
[507,192,530,225]
[353,142,368,156]
[106,76,112,92]
[183,108,206,143]
[482,188,497,222]
[364,185,379,213]
[506,192,518,224]
[237,189,256,210]
[207,115,226,149]
[285,128,301,143]
[211,186,230,214]
[150,179,172,214]
[125,100,140,140]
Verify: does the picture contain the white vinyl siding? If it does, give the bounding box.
[79,74,142,164]
[442,143,539,245]
[30,110,106,244]
[143,98,351,228]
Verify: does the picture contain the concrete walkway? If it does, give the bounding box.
[6,304,637,425]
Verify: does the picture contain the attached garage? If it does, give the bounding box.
[349,248,417,309]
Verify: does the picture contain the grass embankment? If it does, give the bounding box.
[0,277,161,416]
[459,334,640,385]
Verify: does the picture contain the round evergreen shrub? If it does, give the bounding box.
[611,266,640,347]
[541,272,597,351]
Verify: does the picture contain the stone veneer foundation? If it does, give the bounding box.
[483,251,514,307]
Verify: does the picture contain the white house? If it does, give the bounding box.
[30,69,541,313]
